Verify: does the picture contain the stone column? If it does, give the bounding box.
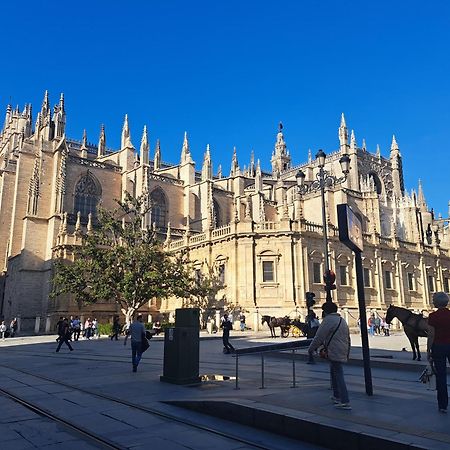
[34,316,41,334]
[45,316,52,334]
[253,308,259,332]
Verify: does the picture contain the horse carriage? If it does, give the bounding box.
[261,315,309,338]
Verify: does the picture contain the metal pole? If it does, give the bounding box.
[235,354,239,390]
[320,167,332,303]
[355,250,373,395]
[291,349,297,388]
[260,353,265,389]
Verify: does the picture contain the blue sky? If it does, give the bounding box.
[1,1,450,215]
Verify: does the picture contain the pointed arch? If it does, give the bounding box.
[73,171,102,217]
[150,187,168,228]
[213,198,222,228]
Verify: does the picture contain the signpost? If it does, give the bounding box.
[337,203,373,396]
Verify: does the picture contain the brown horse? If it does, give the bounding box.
[385,305,429,361]
[261,315,291,338]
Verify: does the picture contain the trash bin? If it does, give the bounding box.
[160,308,201,385]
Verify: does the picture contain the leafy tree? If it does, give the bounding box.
[51,193,204,324]
[181,261,239,328]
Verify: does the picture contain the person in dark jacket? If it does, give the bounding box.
[221,313,235,354]
[427,292,450,413]
[56,318,74,352]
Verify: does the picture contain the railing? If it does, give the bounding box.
[211,224,232,238]
[303,221,323,233]
[379,236,391,246]
[233,339,312,390]
[254,221,278,231]
[168,239,185,250]
[189,232,207,244]
[398,239,418,252]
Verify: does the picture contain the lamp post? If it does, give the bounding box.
[296,150,351,303]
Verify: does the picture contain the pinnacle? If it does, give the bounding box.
[340,112,346,127]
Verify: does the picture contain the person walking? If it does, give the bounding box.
[368,314,375,336]
[124,314,146,372]
[10,318,18,337]
[72,316,81,341]
[56,318,74,352]
[111,316,121,341]
[427,292,450,413]
[308,302,351,410]
[84,318,92,339]
[306,311,320,364]
[239,312,246,332]
[92,318,99,339]
[221,313,235,354]
[0,321,6,340]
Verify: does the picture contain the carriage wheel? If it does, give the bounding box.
[291,326,301,338]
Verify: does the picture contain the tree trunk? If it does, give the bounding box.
[122,307,136,326]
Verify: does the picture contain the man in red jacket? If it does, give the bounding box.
[427,292,450,413]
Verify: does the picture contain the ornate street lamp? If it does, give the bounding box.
[296,150,351,303]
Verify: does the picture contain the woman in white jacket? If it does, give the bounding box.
[308,302,351,410]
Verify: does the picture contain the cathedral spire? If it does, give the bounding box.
[201,144,212,181]
[230,146,239,177]
[98,124,106,157]
[255,159,262,191]
[271,122,291,175]
[376,144,381,158]
[80,129,88,158]
[390,134,400,154]
[339,113,349,152]
[121,114,132,149]
[417,179,427,212]
[140,125,149,165]
[362,138,367,151]
[180,131,193,164]
[249,149,255,177]
[3,104,12,131]
[154,139,161,170]
[41,90,50,117]
[350,130,357,153]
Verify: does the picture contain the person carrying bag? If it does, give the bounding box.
[308,302,351,410]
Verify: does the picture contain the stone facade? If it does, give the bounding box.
[0,94,449,331]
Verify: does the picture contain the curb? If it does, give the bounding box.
[166,400,442,450]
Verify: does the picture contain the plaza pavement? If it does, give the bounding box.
[0,329,447,449]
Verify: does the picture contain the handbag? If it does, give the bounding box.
[141,332,150,353]
[319,318,342,359]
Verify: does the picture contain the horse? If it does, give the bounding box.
[261,315,291,338]
[290,319,309,337]
[385,305,429,361]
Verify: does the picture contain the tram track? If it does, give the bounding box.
[0,362,290,450]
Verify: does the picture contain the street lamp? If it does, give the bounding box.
[296,150,351,303]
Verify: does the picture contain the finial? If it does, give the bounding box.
[340,113,346,127]
[140,125,149,165]
[75,211,81,233]
[82,129,87,147]
[391,134,399,151]
[376,144,381,157]
[362,138,367,151]
[278,122,283,132]
[87,213,93,234]
[308,148,312,163]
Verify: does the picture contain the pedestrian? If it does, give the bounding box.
[374,315,381,335]
[92,318,99,339]
[124,314,146,372]
[84,318,92,339]
[308,302,351,410]
[427,292,450,413]
[56,318,74,352]
[10,318,18,337]
[72,316,81,341]
[306,310,320,364]
[111,316,121,341]
[368,314,375,336]
[220,313,235,354]
[239,312,246,332]
[0,321,6,340]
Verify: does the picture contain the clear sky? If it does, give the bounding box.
[1,1,450,215]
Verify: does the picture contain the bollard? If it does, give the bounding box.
[260,353,265,389]
[34,316,41,334]
[45,315,51,333]
[291,349,297,388]
[235,354,239,390]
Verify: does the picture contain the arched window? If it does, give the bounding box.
[150,188,167,228]
[369,172,383,195]
[74,173,101,217]
[213,199,221,228]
